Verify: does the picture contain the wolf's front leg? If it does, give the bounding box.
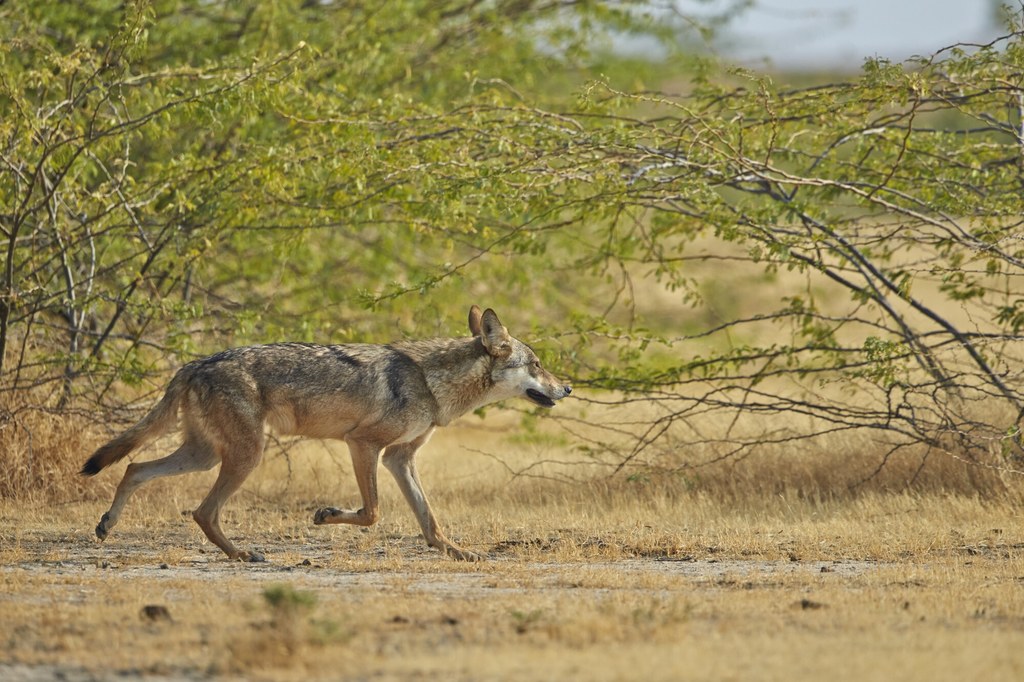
[382,436,482,562]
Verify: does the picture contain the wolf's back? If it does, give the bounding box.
[80,367,192,476]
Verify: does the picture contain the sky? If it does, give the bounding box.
[708,0,1004,70]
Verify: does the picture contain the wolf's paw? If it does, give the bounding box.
[228,548,266,561]
[446,545,483,562]
[95,512,111,541]
[312,507,340,525]
[231,550,266,563]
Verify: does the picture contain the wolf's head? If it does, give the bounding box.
[469,305,572,408]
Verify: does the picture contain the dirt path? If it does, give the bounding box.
[3,509,1023,681]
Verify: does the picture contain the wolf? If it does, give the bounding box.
[81,306,571,562]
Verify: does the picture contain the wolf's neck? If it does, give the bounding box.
[391,337,494,425]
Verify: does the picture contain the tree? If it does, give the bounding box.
[489,36,1024,488]
[3,1,1024,497]
[0,0,662,404]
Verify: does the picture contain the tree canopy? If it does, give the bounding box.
[3,1,1024,492]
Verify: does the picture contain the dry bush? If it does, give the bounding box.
[652,437,1014,502]
[0,399,113,503]
[541,388,1022,503]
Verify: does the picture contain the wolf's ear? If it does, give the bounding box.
[479,308,512,357]
[468,305,484,337]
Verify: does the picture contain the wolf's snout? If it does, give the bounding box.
[564,385,572,396]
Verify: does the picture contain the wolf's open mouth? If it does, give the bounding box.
[526,389,556,408]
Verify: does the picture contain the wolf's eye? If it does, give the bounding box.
[532,360,541,369]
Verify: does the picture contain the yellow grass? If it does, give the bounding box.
[2,411,1024,681]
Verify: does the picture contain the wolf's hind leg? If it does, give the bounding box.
[96,441,218,541]
[313,438,382,528]
[192,439,265,562]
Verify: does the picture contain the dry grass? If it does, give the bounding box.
[0,403,100,503]
[2,408,1024,681]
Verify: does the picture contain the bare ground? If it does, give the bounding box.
[3,505,1024,682]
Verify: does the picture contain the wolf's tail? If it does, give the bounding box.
[80,367,192,476]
